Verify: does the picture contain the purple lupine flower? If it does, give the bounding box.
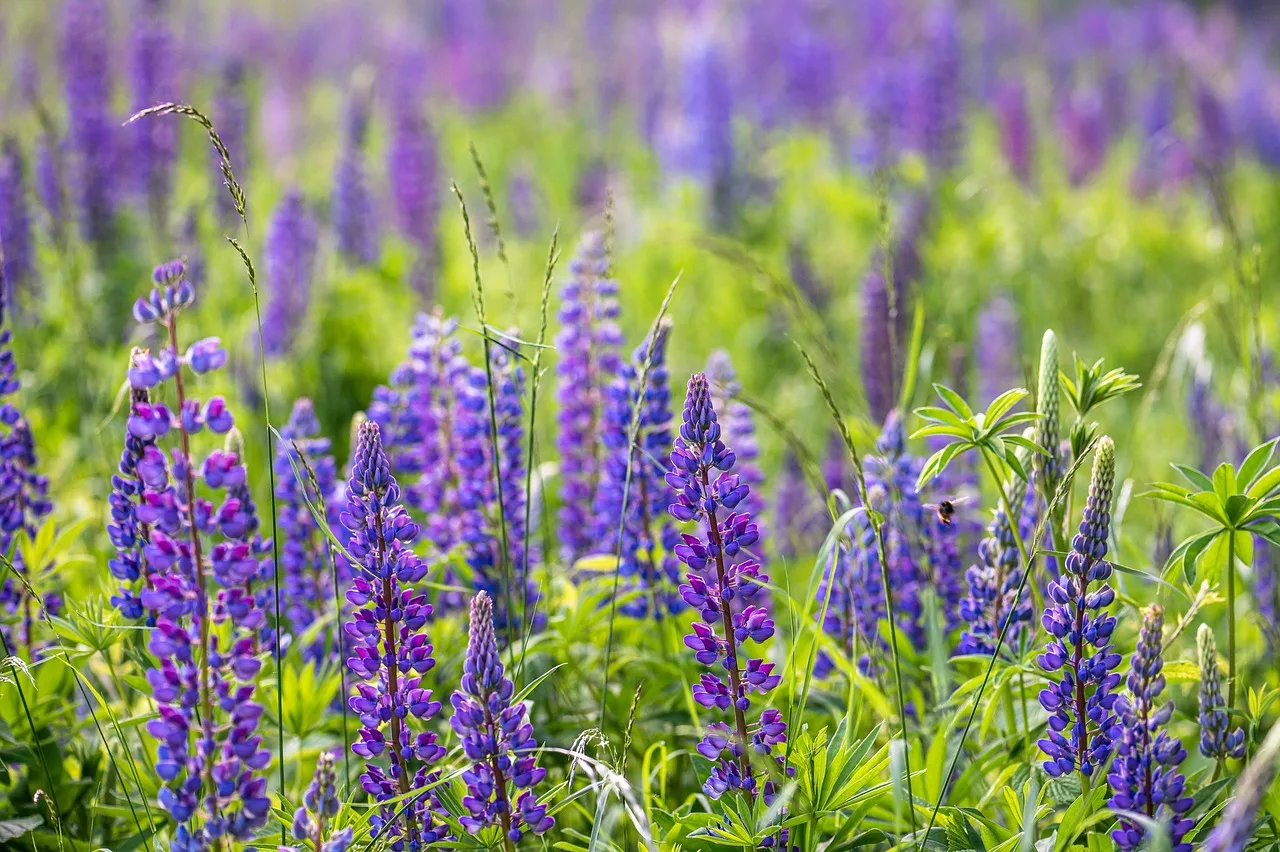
[920,0,965,174]
[342,420,449,848]
[288,751,353,852]
[385,79,439,298]
[450,591,554,840]
[107,367,161,621]
[994,78,1034,185]
[860,268,897,425]
[275,398,341,663]
[956,481,1033,657]
[1037,436,1121,778]
[212,59,249,227]
[663,21,734,192]
[1194,78,1234,173]
[1257,539,1278,654]
[976,294,1021,408]
[1201,723,1280,852]
[706,351,765,553]
[1188,364,1232,473]
[129,260,271,845]
[507,164,538,239]
[1235,50,1280,169]
[814,509,885,678]
[774,449,823,561]
[670,373,788,801]
[1197,624,1245,761]
[555,231,623,566]
[332,93,379,268]
[61,0,117,245]
[34,131,67,244]
[130,0,179,228]
[0,140,33,304]
[593,320,681,617]
[1107,604,1194,851]
[263,190,318,356]
[1058,85,1109,186]
[0,282,55,655]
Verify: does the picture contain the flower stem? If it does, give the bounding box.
[1227,532,1236,709]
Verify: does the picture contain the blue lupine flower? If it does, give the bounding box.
[263,190,319,356]
[956,480,1033,658]
[555,231,622,566]
[450,591,554,841]
[332,93,379,267]
[61,0,117,244]
[342,420,449,848]
[1197,624,1245,761]
[0,140,33,302]
[287,751,354,852]
[1107,605,1194,851]
[1037,436,1121,778]
[129,0,179,227]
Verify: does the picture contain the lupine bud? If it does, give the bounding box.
[1197,624,1245,760]
[1034,330,1061,494]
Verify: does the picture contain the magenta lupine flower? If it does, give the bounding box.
[555,231,623,566]
[342,420,449,847]
[669,374,787,801]
[1107,605,1194,851]
[129,260,271,846]
[0,140,33,303]
[263,190,319,356]
[129,0,179,228]
[450,591,554,841]
[0,279,54,655]
[1037,437,1121,779]
[275,399,341,663]
[593,321,681,616]
[61,0,117,245]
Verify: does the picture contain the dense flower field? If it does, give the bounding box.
[0,0,1279,850]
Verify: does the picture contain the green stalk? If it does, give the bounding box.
[1227,532,1237,709]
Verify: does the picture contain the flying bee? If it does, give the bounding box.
[925,495,975,527]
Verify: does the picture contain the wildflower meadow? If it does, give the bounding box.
[3,1,1280,850]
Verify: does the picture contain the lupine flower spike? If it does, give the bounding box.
[450,590,554,842]
[1106,605,1194,851]
[342,420,448,848]
[1201,721,1280,852]
[288,751,354,852]
[1037,436,1121,779]
[1197,624,1245,761]
[669,374,788,802]
[956,473,1033,657]
[129,260,272,846]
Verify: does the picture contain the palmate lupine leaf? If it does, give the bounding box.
[912,384,1045,490]
[1060,355,1142,417]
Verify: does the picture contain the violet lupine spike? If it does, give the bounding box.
[976,295,1021,409]
[555,230,623,566]
[1106,605,1194,851]
[129,260,271,846]
[61,0,117,245]
[35,131,67,244]
[1257,539,1278,655]
[386,88,439,298]
[1201,722,1280,852]
[0,280,55,655]
[920,0,965,174]
[670,373,788,802]
[955,485,1033,658]
[129,0,179,228]
[593,320,681,617]
[774,449,823,561]
[1058,84,1109,187]
[0,139,33,304]
[1197,624,1246,761]
[994,78,1034,185]
[1194,78,1234,173]
[860,268,897,426]
[1037,436,1121,779]
[706,350,766,559]
[107,361,162,622]
[263,189,319,356]
[288,751,354,852]
[212,60,249,227]
[664,21,734,196]
[814,510,886,678]
[342,420,449,848]
[275,398,341,663]
[450,591,555,841]
[332,94,380,268]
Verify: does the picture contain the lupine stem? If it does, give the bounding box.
[1227,532,1236,709]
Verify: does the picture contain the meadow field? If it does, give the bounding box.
[0,0,1278,849]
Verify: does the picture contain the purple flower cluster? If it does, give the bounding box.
[1037,436,1121,779]
[955,480,1033,657]
[593,320,681,616]
[1106,604,1194,851]
[332,93,380,267]
[814,510,884,677]
[127,260,272,847]
[0,281,54,654]
[288,751,353,852]
[0,140,33,302]
[706,351,765,555]
[385,82,439,297]
[275,398,341,663]
[61,0,117,244]
[555,231,622,566]
[450,590,554,841]
[107,370,160,621]
[1196,624,1245,761]
[263,190,319,356]
[341,420,449,848]
[212,60,249,227]
[129,0,178,227]
[669,374,786,800]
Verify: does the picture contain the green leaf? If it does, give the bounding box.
[0,816,42,842]
[1247,465,1280,500]
[1223,494,1256,526]
[1198,533,1231,588]
[1162,661,1200,684]
[1171,464,1215,493]
[934,383,975,420]
[1003,434,1048,457]
[984,389,1030,427]
[915,406,969,429]
[1237,439,1279,491]
[1212,462,1238,503]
